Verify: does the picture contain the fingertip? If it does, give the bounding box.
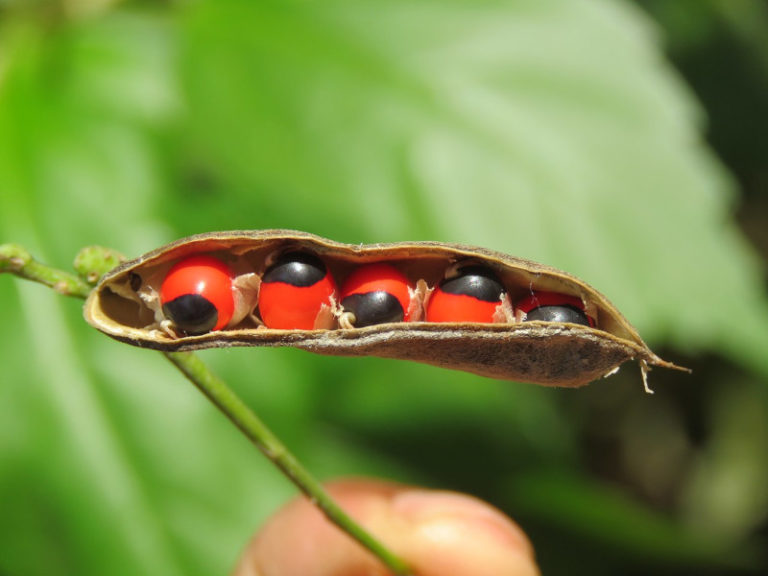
[233,479,539,576]
[390,488,539,576]
[392,488,536,561]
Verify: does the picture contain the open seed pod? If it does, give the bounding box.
[84,230,684,388]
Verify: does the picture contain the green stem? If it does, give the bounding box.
[0,243,412,576]
[1,243,92,298]
[165,351,412,575]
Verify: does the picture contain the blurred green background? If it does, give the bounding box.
[1,1,767,574]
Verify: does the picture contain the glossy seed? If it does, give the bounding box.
[339,263,412,327]
[525,305,590,326]
[516,291,594,328]
[427,265,504,323]
[259,252,337,330]
[159,255,234,333]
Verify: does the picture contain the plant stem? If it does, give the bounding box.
[165,351,412,575]
[1,243,93,298]
[0,243,413,576]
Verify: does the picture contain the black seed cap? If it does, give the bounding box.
[341,291,404,327]
[440,266,504,302]
[162,294,219,335]
[525,305,590,326]
[263,252,327,287]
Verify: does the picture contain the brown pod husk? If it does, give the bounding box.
[83,230,685,388]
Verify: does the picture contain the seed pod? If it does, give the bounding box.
[83,230,685,389]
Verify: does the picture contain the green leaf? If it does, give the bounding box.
[178,0,768,376]
[1,1,767,575]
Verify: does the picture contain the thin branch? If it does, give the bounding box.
[166,351,412,575]
[1,243,93,298]
[0,243,413,576]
